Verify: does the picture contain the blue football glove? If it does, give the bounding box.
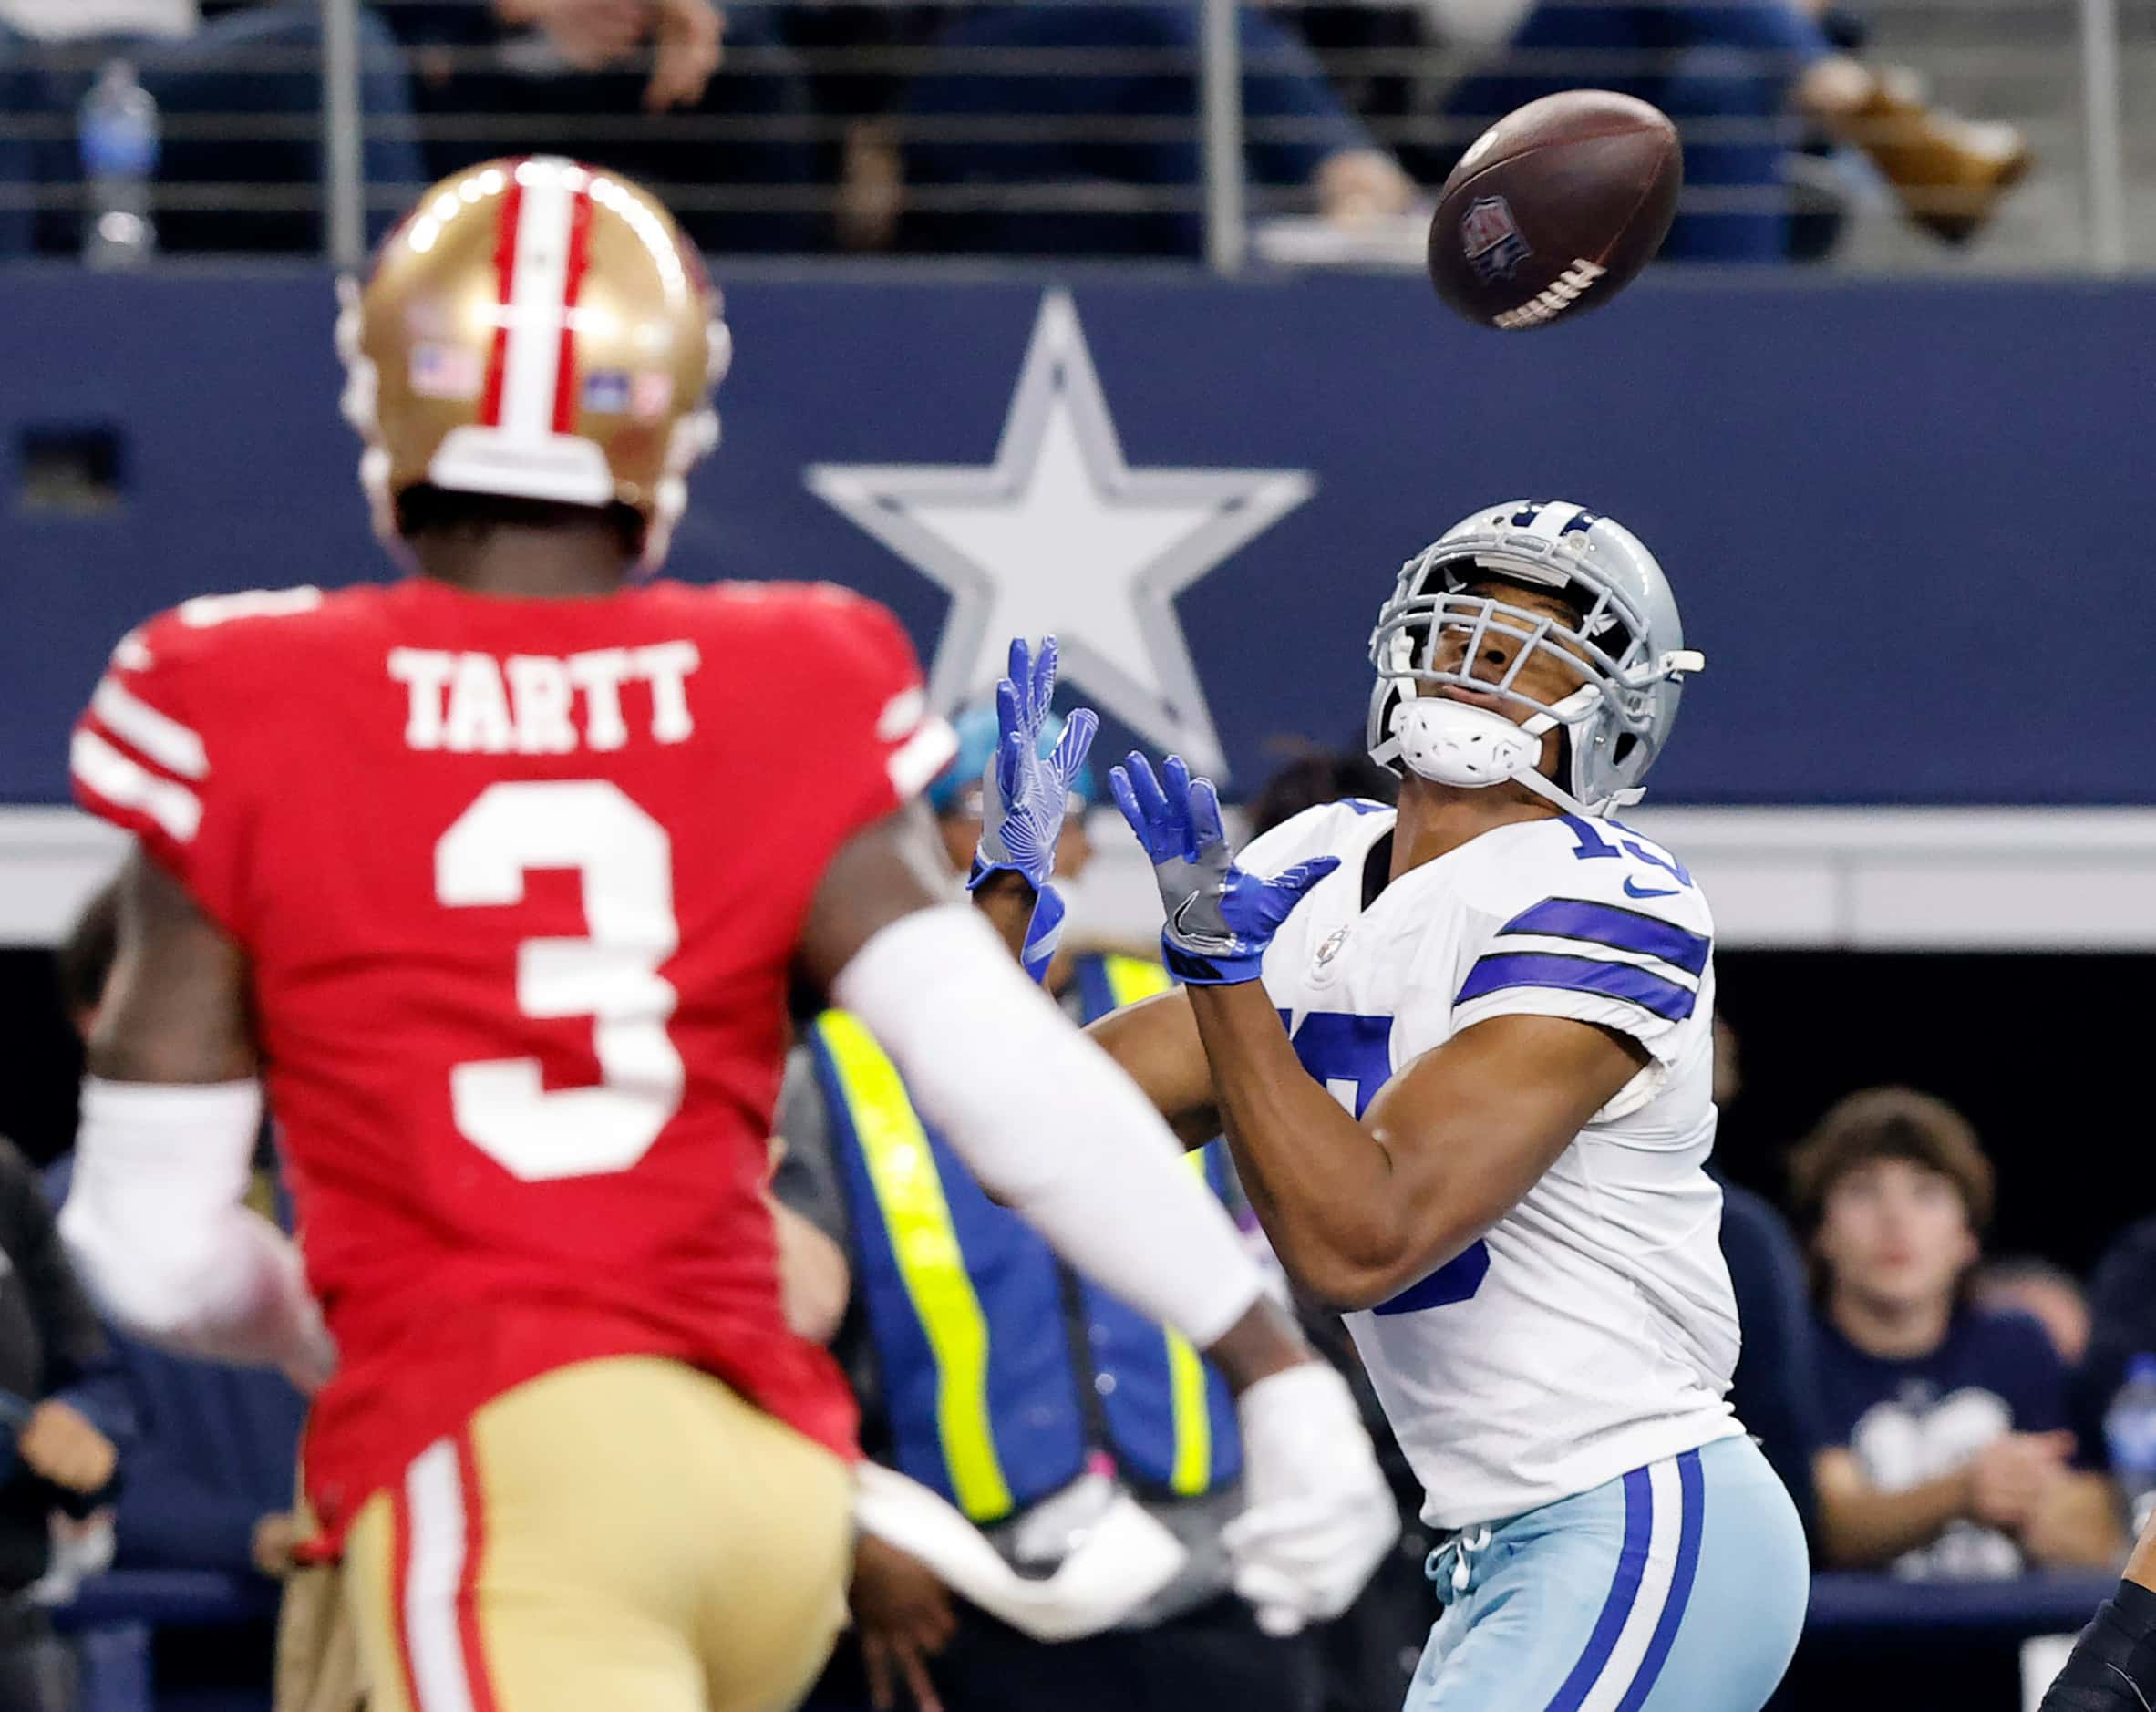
[1110,752,1339,985]
[1017,882,1068,988]
[969,635,1099,894]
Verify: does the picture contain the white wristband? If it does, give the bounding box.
[62,1078,333,1381]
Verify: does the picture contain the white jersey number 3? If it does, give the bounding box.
[436,781,685,1181]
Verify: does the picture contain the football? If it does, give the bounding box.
[1427,90,1682,332]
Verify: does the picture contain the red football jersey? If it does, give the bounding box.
[71,576,954,1541]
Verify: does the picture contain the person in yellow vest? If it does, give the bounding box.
[778,700,1325,1712]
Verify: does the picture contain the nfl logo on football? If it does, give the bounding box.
[1460,195,1532,284]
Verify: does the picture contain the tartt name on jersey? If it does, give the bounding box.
[388,642,702,754]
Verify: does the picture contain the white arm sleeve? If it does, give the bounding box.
[832,905,1263,1348]
[60,1078,335,1387]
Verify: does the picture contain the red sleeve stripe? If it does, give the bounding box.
[90,676,208,779]
[71,727,202,842]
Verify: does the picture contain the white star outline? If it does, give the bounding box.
[805,290,1315,778]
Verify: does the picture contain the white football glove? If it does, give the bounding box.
[1225,1361,1400,1635]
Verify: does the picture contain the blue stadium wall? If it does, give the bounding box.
[4,267,2152,807]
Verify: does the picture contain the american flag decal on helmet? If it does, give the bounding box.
[1460,195,1532,283]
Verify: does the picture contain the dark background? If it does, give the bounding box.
[6,941,2148,1275]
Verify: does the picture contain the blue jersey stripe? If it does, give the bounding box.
[1457,952,1697,1023]
[1546,1464,1654,1711]
[1498,898,1711,977]
[1613,1449,1707,1712]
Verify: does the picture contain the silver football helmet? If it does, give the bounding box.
[1366,500,1704,818]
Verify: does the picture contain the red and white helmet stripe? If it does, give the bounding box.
[478,158,597,445]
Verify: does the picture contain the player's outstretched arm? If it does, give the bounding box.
[1112,749,1643,1311]
[2038,1503,2156,1710]
[1086,986,1222,1151]
[60,851,334,1388]
[1205,990,1640,1310]
[799,800,1292,1377]
[958,636,1222,1142]
[799,803,1398,1633]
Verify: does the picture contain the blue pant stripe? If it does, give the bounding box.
[1544,1464,1654,1712]
[1613,1450,1707,1712]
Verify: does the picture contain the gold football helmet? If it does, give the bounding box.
[338,156,729,571]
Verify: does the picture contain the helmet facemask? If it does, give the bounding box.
[1368,539,1694,817]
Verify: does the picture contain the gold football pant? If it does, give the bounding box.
[342,1356,853,1712]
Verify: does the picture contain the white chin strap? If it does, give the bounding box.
[1390,688,1604,814]
[1391,698,1543,789]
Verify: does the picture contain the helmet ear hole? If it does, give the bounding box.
[1612,733,1640,769]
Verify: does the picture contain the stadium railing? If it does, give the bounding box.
[0,0,2136,273]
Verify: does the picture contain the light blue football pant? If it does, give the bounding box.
[1408,1436,1808,1712]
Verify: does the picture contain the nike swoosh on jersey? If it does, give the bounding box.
[1623,879,1681,899]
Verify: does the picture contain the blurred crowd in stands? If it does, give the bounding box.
[1,727,2153,1710]
[0,0,2031,265]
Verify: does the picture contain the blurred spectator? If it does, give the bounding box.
[1974,1257,2091,1367]
[1792,1088,2121,1576]
[1423,0,2028,260]
[387,0,818,253]
[784,716,1327,1707]
[777,717,1322,1712]
[892,3,1415,258]
[50,883,307,1588]
[0,0,423,255]
[1246,742,1397,841]
[2073,1218,2156,1523]
[1706,1010,1830,1550]
[0,1126,133,1711]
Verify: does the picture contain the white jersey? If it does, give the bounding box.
[1243,800,1743,1529]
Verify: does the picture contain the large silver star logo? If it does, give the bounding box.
[806,290,1313,777]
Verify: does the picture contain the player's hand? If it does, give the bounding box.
[645,0,723,112]
[1225,1362,1398,1635]
[281,1300,339,1399]
[1965,1429,2075,1531]
[1111,751,1337,985]
[16,1399,118,1496]
[252,1510,304,1579]
[851,1534,954,1712]
[972,636,1099,895]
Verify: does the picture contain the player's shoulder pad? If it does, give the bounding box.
[695,581,947,800]
[75,587,334,871]
[1453,814,1714,940]
[112,585,331,677]
[1239,798,1395,880]
[95,587,338,733]
[696,579,917,677]
[696,577,899,631]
